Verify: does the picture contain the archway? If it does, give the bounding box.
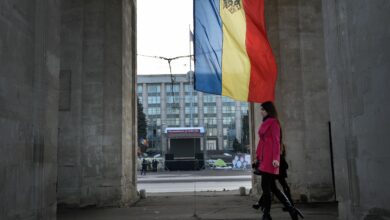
[2,0,389,219]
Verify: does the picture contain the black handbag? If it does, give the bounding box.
[252,161,264,175]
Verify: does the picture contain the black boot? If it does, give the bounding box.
[262,213,272,220]
[252,195,265,211]
[284,187,294,206]
[261,193,272,220]
[282,189,293,212]
[274,190,304,220]
[281,184,294,211]
[261,195,272,220]
[252,202,261,210]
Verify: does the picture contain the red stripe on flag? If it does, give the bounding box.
[243,0,277,103]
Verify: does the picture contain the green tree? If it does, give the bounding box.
[137,97,147,143]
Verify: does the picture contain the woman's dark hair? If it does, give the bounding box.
[261,101,278,119]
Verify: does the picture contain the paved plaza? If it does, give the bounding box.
[59,170,338,220]
[58,193,338,220]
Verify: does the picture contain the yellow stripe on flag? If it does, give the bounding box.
[220,1,251,101]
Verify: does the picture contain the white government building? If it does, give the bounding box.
[137,72,249,155]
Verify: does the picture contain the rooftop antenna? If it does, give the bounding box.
[138,54,192,109]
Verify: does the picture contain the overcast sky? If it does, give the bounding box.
[137,0,194,75]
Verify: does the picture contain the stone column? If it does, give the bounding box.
[0,1,60,219]
[57,0,138,208]
[322,0,390,219]
[121,0,138,206]
[251,0,333,202]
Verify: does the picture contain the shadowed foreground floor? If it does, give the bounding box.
[58,192,338,220]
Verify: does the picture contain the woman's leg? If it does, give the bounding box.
[252,194,264,210]
[278,177,294,206]
[261,173,274,219]
[271,179,301,220]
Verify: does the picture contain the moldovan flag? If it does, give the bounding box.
[194,0,277,103]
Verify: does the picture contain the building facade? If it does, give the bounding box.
[137,73,248,155]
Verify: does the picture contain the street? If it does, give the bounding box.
[137,169,252,193]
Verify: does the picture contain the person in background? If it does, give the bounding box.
[252,101,303,220]
[141,158,148,175]
[152,159,159,172]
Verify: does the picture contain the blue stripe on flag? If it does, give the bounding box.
[194,0,222,95]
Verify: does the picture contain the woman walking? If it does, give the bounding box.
[253,101,303,220]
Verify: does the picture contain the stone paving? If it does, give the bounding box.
[58,192,338,220]
[58,170,338,219]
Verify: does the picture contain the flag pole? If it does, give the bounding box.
[189,25,194,128]
[189,24,192,73]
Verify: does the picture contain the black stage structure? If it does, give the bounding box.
[164,127,205,171]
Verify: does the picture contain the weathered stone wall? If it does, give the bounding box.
[251,0,334,202]
[0,0,60,219]
[121,0,138,206]
[322,0,390,219]
[57,0,138,207]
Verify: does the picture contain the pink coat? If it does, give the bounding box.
[256,117,281,175]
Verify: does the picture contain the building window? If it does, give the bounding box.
[166,106,180,114]
[207,128,217,136]
[166,96,180,104]
[203,95,216,103]
[165,83,180,93]
[223,117,234,125]
[138,95,143,104]
[194,117,198,126]
[222,105,235,113]
[206,140,217,150]
[167,118,180,126]
[185,118,190,126]
[222,96,234,103]
[184,84,192,92]
[223,128,228,135]
[185,117,199,126]
[185,95,198,103]
[137,84,143,93]
[148,84,160,93]
[185,106,198,114]
[204,106,216,114]
[147,107,161,115]
[241,102,248,115]
[148,96,160,104]
[204,117,217,125]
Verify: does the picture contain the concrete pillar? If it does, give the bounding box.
[251,0,333,202]
[322,0,390,219]
[0,1,60,219]
[57,0,138,208]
